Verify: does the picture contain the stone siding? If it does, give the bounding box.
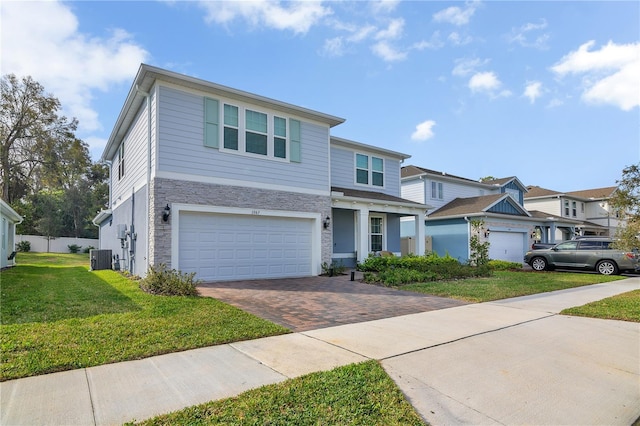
[150,177,332,270]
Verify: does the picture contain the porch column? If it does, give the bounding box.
[549,222,557,243]
[357,208,369,263]
[415,211,426,255]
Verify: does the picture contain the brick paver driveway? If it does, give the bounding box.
[198,273,468,332]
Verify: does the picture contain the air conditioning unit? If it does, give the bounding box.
[90,249,112,271]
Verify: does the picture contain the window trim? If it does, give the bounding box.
[118,142,125,180]
[354,153,385,188]
[431,181,443,200]
[369,215,385,252]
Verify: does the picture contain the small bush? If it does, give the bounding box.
[68,244,82,253]
[84,245,95,254]
[488,260,523,271]
[321,260,347,276]
[139,264,201,296]
[16,241,31,252]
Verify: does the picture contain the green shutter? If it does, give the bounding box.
[204,98,219,148]
[290,119,301,163]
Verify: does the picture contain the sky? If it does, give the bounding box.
[2,0,639,193]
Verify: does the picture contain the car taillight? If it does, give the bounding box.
[624,252,636,259]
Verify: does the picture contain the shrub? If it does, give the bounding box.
[16,241,31,252]
[321,260,347,276]
[488,260,523,271]
[68,244,82,253]
[84,245,95,254]
[358,252,492,285]
[139,264,200,296]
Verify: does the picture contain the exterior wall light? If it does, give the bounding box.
[323,215,331,229]
[484,229,490,238]
[162,204,171,222]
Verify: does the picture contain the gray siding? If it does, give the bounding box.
[330,146,403,197]
[386,214,401,252]
[111,100,150,209]
[156,85,330,192]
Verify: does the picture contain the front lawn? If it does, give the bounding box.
[133,361,424,426]
[397,270,624,303]
[561,289,640,322]
[0,253,289,381]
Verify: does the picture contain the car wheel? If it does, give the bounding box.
[596,260,618,275]
[530,257,547,271]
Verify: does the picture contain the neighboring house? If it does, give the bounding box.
[524,186,618,238]
[93,64,427,281]
[401,166,552,264]
[1,199,23,269]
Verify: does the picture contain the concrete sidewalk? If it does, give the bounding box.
[2,278,639,425]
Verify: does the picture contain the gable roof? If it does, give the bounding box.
[331,137,411,160]
[402,166,527,192]
[427,193,530,219]
[525,185,617,200]
[566,186,617,199]
[103,64,346,161]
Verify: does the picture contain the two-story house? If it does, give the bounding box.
[400,166,564,264]
[93,64,427,281]
[524,186,617,238]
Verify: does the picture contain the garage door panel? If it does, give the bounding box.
[489,231,524,263]
[179,212,314,281]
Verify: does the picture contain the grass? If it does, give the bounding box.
[132,360,425,426]
[399,270,625,303]
[560,289,640,322]
[0,253,289,381]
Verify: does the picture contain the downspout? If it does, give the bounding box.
[464,216,471,260]
[136,85,152,274]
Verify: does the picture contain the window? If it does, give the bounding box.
[355,154,384,187]
[274,116,286,159]
[564,200,569,216]
[581,203,585,213]
[572,201,577,217]
[370,217,383,252]
[245,109,267,155]
[118,142,125,180]
[223,104,238,150]
[206,98,299,161]
[431,181,443,200]
[579,241,603,250]
[356,154,369,184]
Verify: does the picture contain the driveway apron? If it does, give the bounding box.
[197,273,468,331]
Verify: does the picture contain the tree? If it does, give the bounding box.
[1,74,78,203]
[609,163,640,249]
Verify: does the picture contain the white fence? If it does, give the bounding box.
[16,235,99,253]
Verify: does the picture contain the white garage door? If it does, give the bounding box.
[489,231,524,263]
[179,212,313,281]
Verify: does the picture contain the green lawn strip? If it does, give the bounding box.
[560,289,640,322]
[398,270,624,303]
[132,360,425,426]
[1,254,289,381]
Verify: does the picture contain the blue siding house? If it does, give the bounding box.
[94,64,427,280]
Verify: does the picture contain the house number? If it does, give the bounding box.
[252,210,261,215]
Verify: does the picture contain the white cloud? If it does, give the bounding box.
[523,81,543,104]
[551,40,640,111]
[468,71,512,98]
[433,1,480,26]
[371,41,407,62]
[375,18,404,40]
[198,0,331,34]
[1,0,149,140]
[411,120,436,141]
[321,37,345,57]
[507,19,550,49]
[452,57,489,77]
[448,31,473,46]
[370,0,400,14]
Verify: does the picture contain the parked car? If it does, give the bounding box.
[524,238,639,275]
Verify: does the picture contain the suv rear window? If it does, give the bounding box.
[579,241,604,250]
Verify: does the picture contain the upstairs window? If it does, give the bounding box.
[572,201,577,217]
[206,97,300,161]
[355,154,384,187]
[118,142,125,180]
[564,200,569,216]
[431,181,443,200]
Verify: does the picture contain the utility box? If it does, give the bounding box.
[117,224,128,240]
[90,249,112,271]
